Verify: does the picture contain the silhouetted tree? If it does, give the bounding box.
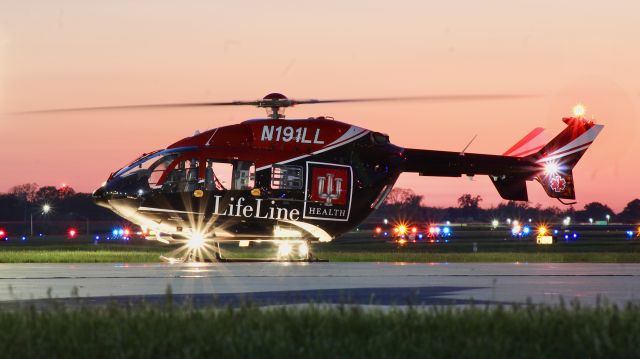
[9,183,39,203]
[575,202,615,222]
[618,199,640,224]
[385,188,416,205]
[34,186,59,204]
[457,194,483,220]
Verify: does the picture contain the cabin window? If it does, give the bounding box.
[204,160,255,190]
[271,165,303,190]
[232,161,256,190]
[163,158,200,192]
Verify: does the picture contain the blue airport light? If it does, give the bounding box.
[523,226,530,235]
[112,229,119,236]
[21,236,26,241]
[418,234,423,239]
[553,229,559,234]
[118,229,124,236]
[627,230,634,238]
[383,232,388,237]
[572,233,578,239]
[443,227,451,235]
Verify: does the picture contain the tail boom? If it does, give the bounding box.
[401,116,603,202]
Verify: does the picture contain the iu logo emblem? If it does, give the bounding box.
[550,175,566,193]
[304,162,352,221]
[317,173,343,206]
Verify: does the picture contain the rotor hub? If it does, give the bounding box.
[258,93,292,119]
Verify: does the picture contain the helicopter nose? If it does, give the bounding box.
[92,186,110,208]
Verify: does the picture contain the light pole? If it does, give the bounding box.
[30,204,51,236]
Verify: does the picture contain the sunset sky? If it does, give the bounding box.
[1,1,639,211]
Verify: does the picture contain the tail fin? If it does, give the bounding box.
[529,117,604,200]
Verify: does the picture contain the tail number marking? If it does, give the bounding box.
[261,125,324,144]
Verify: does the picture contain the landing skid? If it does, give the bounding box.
[160,239,327,263]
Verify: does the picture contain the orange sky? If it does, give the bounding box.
[1,1,639,211]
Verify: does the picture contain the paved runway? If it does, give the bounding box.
[1,262,639,307]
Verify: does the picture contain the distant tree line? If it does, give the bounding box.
[0,184,638,230]
[0,183,121,224]
[378,188,640,224]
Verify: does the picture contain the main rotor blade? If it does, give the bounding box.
[292,94,534,105]
[12,94,535,114]
[13,101,262,114]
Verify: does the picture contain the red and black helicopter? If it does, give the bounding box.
[43,93,604,260]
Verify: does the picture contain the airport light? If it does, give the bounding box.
[538,226,547,236]
[589,218,593,224]
[563,217,571,226]
[396,224,408,236]
[68,228,77,238]
[491,219,499,229]
[30,204,53,236]
[606,214,610,223]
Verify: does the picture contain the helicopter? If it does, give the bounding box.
[36,93,604,260]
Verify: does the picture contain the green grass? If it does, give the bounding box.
[2,302,640,358]
[0,249,164,263]
[314,251,640,263]
[1,234,640,263]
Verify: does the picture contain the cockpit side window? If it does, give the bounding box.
[148,154,178,188]
[162,158,200,193]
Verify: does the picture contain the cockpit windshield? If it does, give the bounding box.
[113,147,194,179]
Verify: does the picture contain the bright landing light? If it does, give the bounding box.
[573,104,586,118]
[277,242,292,257]
[298,242,309,257]
[187,233,205,249]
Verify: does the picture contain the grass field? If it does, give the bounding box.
[2,301,639,358]
[1,233,639,263]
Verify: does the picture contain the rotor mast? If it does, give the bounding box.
[258,93,291,119]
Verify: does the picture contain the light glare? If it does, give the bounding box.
[187,233,205,249]
[573,104,586,118]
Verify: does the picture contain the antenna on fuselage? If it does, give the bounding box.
[460,134,478,156]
